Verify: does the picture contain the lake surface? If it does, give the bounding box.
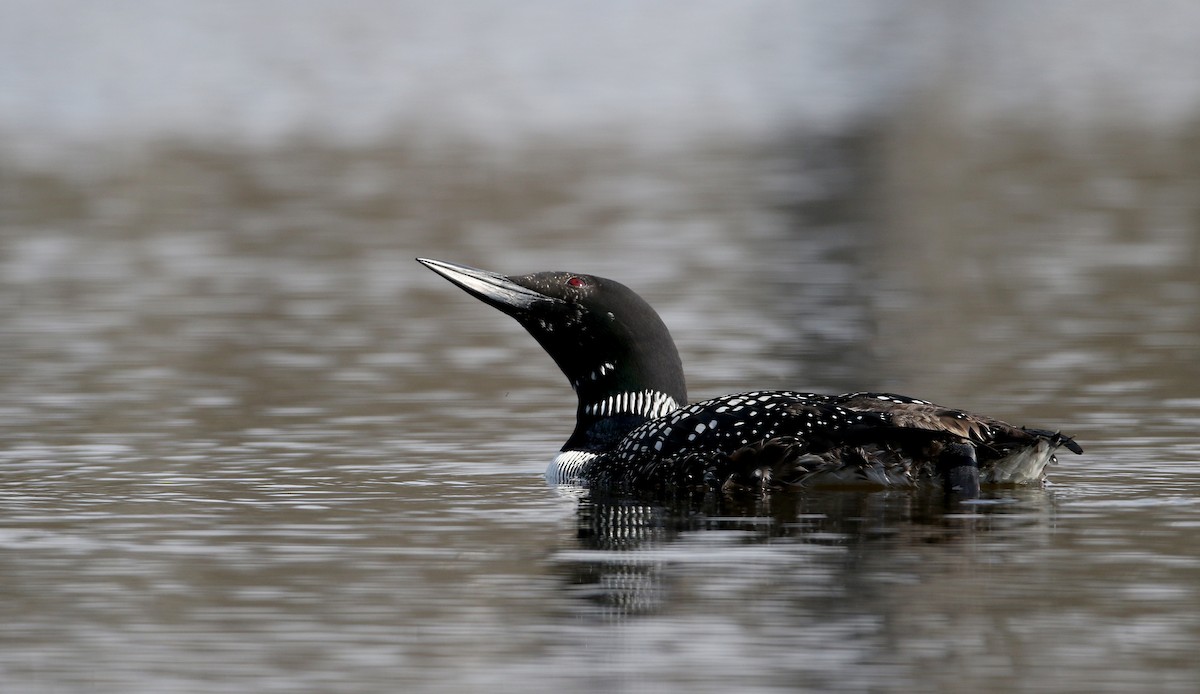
[3,3,1200,691]
[1,133,1197,693]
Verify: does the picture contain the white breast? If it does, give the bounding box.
[547,450,597,485]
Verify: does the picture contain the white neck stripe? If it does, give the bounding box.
[583,389,679,420]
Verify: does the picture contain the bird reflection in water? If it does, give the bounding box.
[554,486,1055,621]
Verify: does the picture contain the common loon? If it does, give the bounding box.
[417,258,1082,496]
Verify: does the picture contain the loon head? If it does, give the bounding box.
[417,258,687,450]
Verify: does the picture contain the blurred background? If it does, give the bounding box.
[1,2,1199,693]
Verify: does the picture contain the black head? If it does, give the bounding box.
[418,258,687,450]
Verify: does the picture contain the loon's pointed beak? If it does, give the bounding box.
[417,258,559,313]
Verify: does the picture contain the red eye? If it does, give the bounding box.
[566,277,586,288]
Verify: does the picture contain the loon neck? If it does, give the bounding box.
[564,388,682,453]
[562,361,685,453]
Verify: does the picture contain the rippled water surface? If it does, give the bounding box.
[3,5,1200,689]
[2,135,1197,693]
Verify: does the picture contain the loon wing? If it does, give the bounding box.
[832,392,1083,455]
[710,392,1083,489]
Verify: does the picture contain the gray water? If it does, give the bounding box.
[3,3,1200,693]
[3,136,1198,693]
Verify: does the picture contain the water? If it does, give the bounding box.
[3,3,1200,693]
[2,135,1197,693]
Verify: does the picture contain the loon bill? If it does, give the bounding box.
[417,258,1082,496]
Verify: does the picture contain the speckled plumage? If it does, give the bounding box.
[584,389,1079,492]
[418,258,1082,495]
